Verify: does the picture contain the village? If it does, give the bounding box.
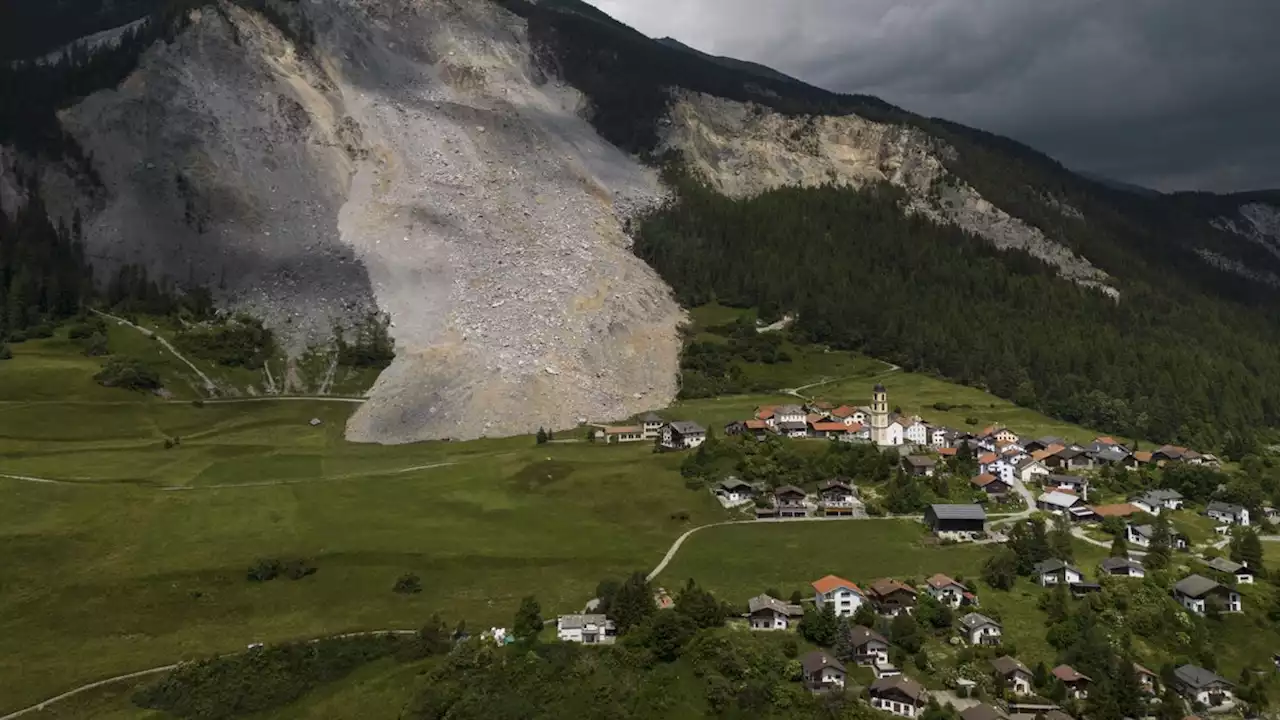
[567,383,1268,719]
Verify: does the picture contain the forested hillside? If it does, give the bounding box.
[636,170,1280,451]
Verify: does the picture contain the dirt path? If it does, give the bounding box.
[782,362,902,400]
[93,310,218,395]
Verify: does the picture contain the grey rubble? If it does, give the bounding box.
[47,0,683,442]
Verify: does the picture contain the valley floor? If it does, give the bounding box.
[0,321,1255,716]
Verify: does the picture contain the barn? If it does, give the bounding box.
[924,504,987,534]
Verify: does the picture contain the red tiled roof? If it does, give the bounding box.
[744,419,768,430]
[1095,436,1118,446]
[1052,665,1091,683]
[1134,451,1154,463]
[978,452,998,464]
[971,473,999,487]
[603,425,642,434]
[938,448,958,457]
[755,406,777,420]
[806,413,824,424]
[926,573,964,590]
[868,578,917,597]
[812,574,861,595]
[812,421,850,432]
[831,405,856,418]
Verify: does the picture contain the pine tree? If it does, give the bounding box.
[535,427,548,445]
[1109,530,1128,558]
[611,572,655,635]
[512,595,543,641]
[1231,529,1265,576]
[1147,513,1173,570]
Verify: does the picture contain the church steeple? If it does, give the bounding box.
[870,383,889,446]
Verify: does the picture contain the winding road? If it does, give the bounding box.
[94,309,218,394]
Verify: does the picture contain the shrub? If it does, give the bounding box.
[82,332,110,356]
[247,558,316,582]
[964,416,979,426]
[0,343,10,360]
[25,324,54,339]
[932,402,952,411]
[175,314,275,369]
[191,399,205,408]
[95,357,161,391]
[394,573,423,594]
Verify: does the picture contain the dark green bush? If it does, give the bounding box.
[95,356,161,391]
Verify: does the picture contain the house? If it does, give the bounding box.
[599,425,645,443]
[831,405,868,425]
[773,485,809,518]
[1206,501,1250,526]
[819,478,860,515]
[1034,559,1083,586]
[932,427,959,448]
[980,426,1020,446]
[1152,445,1191,464]
[661,421,707,450]
[1014,457,1050,485]
[846,624,891,665]
[556,614,616,644]
[777,420,810,439]
[1045,474,1089,500]
[772,404,807,427]
[905,421,931,447]
[724,419,771,440]
[1099,556,1145,578]
[1126,523,1189,550]
[1173,574,1242,615]
[1024,436,1066,454]
[810,420,855,439]
[991,656,1034,696]
[1134,663,1159,694]
[1051,445,1094,471]
[979,454,1016,484]
[1052,665,1092,699]
[747,594,803,630]
[1092,445,1136,468]
[869,676,929,718]
[1203,557,1255,584]
[958,612,1002,645]
[805,401,835,415]
[902,455,937,477]
[812,574,865,617]
[1037,491,1082,515]
[1130,489,1184,515]
[639,412,665,439]
[971,473,1012,495]
[924,504,987,536]
[926,573,975,609]
[867,578,918,616]
[1133,450,1154,465]
[960,704,1009,720]
[714,478,756,505]
[800,650,847,691]
[1173,664,1235,707]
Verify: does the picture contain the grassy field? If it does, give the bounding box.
[0,329,747,715]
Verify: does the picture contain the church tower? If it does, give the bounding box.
[870,383,890,446]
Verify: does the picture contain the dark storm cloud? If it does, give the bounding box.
[586,0,1280,192]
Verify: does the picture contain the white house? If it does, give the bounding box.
[1037,491,1082,515]
[905,421,931,447]
[991,656,1034,696]
[978,453,1016,485]
[1099,556,1145,579]
[556,614,616,644]
[925,573,972,609]
[801,651,847,690]
[869,676,928,718]
[639,412,665,440]
[747,594,803,630]
[812,574,865,617]
[1173,665,1235,707]
[1015,458,1050,485]
[958,612,1002,645]
[661,421,707,450]
[1130,489,1184,515]
[847,625,891,666]
[1034,559,1083,586]
[1126,523,1188,550]
[931,427,957,449]
[1173,574,1242,615]
[1206,501,1250,526]
[714,478,756,505]
[1204,557,1255,585]
[1046,474,1089,500]
[773,404,807,426]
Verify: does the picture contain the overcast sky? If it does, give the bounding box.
[586,0,1280,193]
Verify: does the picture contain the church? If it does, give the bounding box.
[869,383,905,447]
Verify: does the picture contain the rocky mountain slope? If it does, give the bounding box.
[4,0,1280,442]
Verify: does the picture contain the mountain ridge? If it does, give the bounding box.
[3,0,1280,447]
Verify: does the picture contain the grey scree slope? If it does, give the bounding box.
[53,0,683,442]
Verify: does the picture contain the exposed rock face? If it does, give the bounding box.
[661,92,1116,296]
[48,0,683,442]
[1214,202,1280,265]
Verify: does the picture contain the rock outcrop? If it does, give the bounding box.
[661,92,1116,295]
[44,0,683,442]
